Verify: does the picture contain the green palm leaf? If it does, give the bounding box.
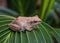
[21,32,28,43]
[37,24,53,43]
[39,0,55,20]
[6,32,15,43]
[0,15,60,43]
[14,32,21,43]
[0,15,15,43]
[0,8,19,17]
[42,22,60,43]
[11,0,37,16]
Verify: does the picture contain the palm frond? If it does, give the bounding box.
[11,0,37,16]
[0,7,19,17]
[0,15,60,43]
[39,0,55,20]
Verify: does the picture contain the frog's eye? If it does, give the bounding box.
[34,21,37,23]
[30,21,37,24]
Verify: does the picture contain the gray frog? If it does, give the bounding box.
[8,15,42,32]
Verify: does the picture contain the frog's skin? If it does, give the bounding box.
[8,15,42,32]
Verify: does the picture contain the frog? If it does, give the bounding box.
[8,15,42,32]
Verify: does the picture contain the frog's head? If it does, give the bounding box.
[32,15,42,24]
